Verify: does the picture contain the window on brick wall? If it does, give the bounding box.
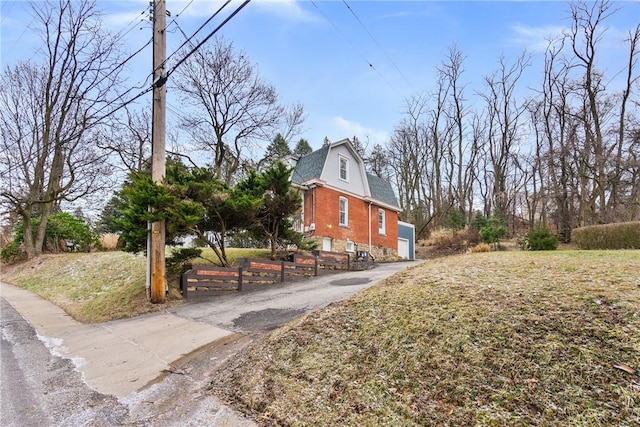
[345,240,355,252]
[339,197,348,226]
[378,208,386,235]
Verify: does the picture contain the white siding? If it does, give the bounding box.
[321,145,367,195]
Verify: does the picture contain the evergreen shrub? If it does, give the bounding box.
[166,248,204,274]
[1,241,25,263]
[526,227,558,251]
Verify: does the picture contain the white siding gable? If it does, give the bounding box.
[321,143,368,196]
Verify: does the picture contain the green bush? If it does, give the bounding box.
[470,211,488,231]
[526,227,558,251]
[480,217,507,249]
[1,241,25,263]
[572,221,640,249]
[166,247,204,274]
[45,212,95,252]
[445,210,466,231]
[7,212,96,256]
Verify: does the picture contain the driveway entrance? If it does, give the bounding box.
[169,260,424,334]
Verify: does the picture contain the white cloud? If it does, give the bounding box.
[165,0,318,23]
[508,24,567,53]
[332,116,389,148]
[99,0,153,28]
[252,0,320,23]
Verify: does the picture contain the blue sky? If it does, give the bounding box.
[2,0,639,154]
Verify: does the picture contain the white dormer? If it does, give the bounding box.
[321,140,368,196]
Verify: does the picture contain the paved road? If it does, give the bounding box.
[0,298,127,427]
[170,260,424,333]
[1,259,423,426]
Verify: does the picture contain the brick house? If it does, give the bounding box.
[291,138,409,260]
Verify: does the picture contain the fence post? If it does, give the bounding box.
[346,253,350,271]
[180,273,188,299]
[238,266,243,291]
[280,261,285,283]
[314,256,318,276]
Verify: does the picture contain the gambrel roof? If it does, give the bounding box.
[291,144,330,184]
[292,138,400,210]
[366,172,399,208]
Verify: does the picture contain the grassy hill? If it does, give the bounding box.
[3,248,639,424]
[209,250,640,426]
[1,248,270,323]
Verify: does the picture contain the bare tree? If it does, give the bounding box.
[387,94,434,238]
[609,23,640,219]
[174,37,304,185]
[0,0,124,259]
[438,44,479,221]
[569,0,616,224]
[532,36,577,241]
[97,107,152,173]
[479,53,530,221]
[368,143,389,179]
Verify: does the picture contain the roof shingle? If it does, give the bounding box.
[291,140,399,210]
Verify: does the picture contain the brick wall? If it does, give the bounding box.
[302,186,399,259]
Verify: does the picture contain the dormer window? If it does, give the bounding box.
[339,156,348,181]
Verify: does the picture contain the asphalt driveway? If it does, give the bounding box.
[1,259,424,425]
[169,260,424,334]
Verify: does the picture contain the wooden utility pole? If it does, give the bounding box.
[150,0,166,303]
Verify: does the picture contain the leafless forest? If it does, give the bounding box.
[1,1,638,259]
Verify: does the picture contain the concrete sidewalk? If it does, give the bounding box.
[0,259,424,423]
[0,282,232,399]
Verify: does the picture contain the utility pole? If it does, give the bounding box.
[149,0,166,304]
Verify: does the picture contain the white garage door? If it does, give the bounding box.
[398,238,409,259]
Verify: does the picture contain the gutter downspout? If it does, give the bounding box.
[368,201,372,252]
[313,187,316,226]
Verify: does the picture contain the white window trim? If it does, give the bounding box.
[338,155,349,182]
[378,208,386,235]
[339,196,348,226]
[345,240,355,252]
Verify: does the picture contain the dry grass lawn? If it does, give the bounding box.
[1,248,271,323]
[2,252,156,323]
[209,250,640,426]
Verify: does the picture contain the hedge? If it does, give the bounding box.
[572,221,640,249]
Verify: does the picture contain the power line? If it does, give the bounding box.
[101,0,216,113]
[2,0,251,178]
[1,20,155,178]
[5,2,34,52]
[309,0,399,94]
[173,0,196,19]
[168,16,275,145]
[0,1,17,26]
[109,2,197,97]
[101,37,153,86]
[165,0,248,80]
[164,0,232,70]
[112,6,149,43]
[94,87,154,124]
[1,86,153,177]
[342,1,416,92]
[166,102,191,123]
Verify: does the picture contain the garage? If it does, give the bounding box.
[398,238,410,259]
[397,221,415,260]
